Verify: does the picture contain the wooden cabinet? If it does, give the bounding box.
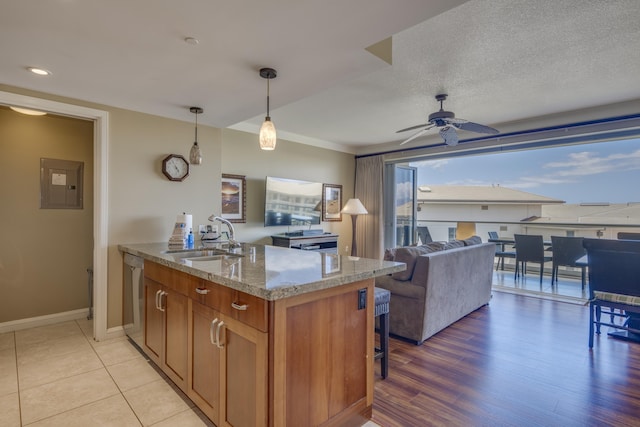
[141,259,371,427]
[143,262,191,390]
[188,300,268,427]
[271,279,374,426]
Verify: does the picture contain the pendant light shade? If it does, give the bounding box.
[259,68,277,150]
[189,107,203,165]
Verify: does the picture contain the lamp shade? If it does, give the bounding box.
[341,198,368,215]
[259,118,276,150]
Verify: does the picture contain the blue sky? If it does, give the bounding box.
[411,138,640,204]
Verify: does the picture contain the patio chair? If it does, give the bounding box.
[583,238,640,348]
[550,236,587,288]
[489,231,516,271]
[417,226,432,244]
[514,234,552,284]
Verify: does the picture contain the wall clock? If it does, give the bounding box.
[162,154,189,181]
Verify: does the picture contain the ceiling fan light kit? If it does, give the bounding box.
[397,93,498,146]
[259,67,277,151]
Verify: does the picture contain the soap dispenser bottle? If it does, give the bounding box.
[187,228,195,249]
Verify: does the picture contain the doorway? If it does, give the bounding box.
[0,91,109,340]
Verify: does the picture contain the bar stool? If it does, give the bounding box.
[374,287,390,379]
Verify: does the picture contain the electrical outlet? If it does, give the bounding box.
[198,225,207,234]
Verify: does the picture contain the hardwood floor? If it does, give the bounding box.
[371,290,640,427]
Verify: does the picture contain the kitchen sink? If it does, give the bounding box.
[183,254,242,262]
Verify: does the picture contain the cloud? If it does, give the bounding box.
[410,159,449,169]
[544,149,640,177]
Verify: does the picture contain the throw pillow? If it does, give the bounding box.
[391,246,430,281]
[463,236,482,246]
[383,248,397,261]
[443,240,465,250]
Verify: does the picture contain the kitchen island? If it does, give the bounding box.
[119,242,404,427]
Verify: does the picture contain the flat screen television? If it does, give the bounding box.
[264,176,323,227]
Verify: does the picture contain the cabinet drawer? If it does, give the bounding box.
[191,280,269,332]
[228,290,269,333]
[144,261,200,296]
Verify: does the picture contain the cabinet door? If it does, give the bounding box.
[188,301,221,424]
[143,278,163,366]
[219,315,268,427]
[163,287,188,389]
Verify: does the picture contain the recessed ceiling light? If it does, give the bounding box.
[27,67,51,76]
[10,106,47,116]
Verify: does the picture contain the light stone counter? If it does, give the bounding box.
[118,242,405,301]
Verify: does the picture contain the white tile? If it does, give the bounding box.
[0,332,15,351]
[124,379,193,426]
[15,321,83,348]
[18,345,103,390]
[0,348,18,397]
[20,368,120,425]
[26,394,142,427]
[0,392,20,427]
[93,338,144,366]
[150,407,214,427]
[107,357,164,392]
[16,334,92,366]
[75,318,94,340]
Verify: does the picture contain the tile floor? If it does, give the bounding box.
[0,319,381,426]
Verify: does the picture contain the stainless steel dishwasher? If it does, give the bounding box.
[123,253,144,349]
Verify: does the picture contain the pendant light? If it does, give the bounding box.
[259,67,277,150]
[189,107,203,165]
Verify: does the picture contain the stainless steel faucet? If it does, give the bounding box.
[208,214,240,248]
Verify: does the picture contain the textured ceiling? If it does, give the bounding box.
[2,0,639,153]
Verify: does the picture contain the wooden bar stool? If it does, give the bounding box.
[374,287,390,379]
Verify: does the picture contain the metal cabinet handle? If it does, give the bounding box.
[231,302,248,311]
[155,289,162,310]
[196,287,210,295]
[210,318,219,345]
[215,321,225,349]
[158,291,167,312]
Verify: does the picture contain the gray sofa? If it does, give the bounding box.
[375,238,495,344]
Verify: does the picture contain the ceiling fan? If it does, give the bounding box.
[397,94,499,146]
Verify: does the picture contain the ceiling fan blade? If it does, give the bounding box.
[440,126,459,146]
[399,125,435,145]
[396,123,430,133]
[453,121,499,134]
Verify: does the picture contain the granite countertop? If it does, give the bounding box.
[118,242,405,301]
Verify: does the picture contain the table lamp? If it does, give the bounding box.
[341,198,368,256]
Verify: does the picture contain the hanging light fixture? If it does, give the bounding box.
[259,67,277,150]
[189,107,203,165]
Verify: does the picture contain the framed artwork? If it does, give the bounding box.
[221,174,246,223]
[322,252,342,277]
[322,183,342,222]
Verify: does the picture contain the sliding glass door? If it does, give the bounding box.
[384,164,417,249]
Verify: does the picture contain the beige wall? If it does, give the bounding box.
[0,106,93,322]
[0,85,356,329]
[220,129,355,251]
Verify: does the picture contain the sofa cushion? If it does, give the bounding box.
[391,246,430,281]
[443,240,465,250]
[463,236,482,246]
[421,242,446,252]
[383,248,397,261]
[375,274,426,300]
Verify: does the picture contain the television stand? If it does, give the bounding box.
[271,233,338,253]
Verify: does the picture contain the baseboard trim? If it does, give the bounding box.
[105,325,125,341]
[0,308,90,334]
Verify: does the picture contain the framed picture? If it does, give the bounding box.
[322,183,342,222]
[221,174,246,223]
[322,252,342,277]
